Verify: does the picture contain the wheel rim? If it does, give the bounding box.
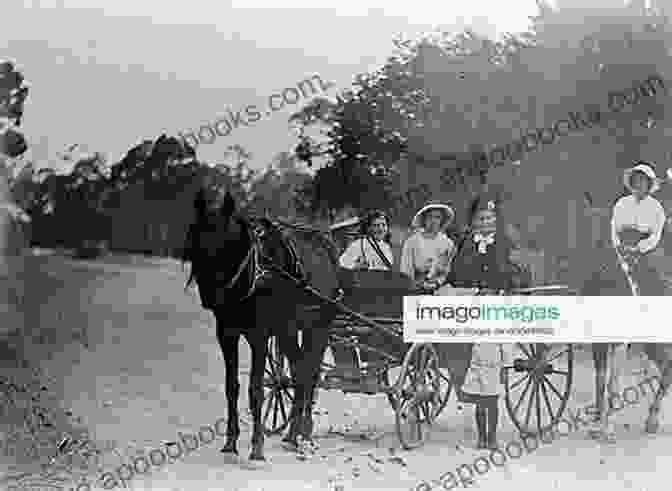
[262,337,294,435]
[504,343,573,436]
[394,344,445,449]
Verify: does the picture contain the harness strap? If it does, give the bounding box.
[224,244,254,290]
[366,236,393,270]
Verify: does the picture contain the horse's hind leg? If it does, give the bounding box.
[644,348,672,434]
[298,323,331,441]
[588,344,608,437]
[216,326,241,455]
[247,333,268,461]
[278,330,302,445]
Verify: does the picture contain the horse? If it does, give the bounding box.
[181,188,341,461]
[581,235,672,441]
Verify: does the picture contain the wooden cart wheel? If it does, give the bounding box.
[262,336,294,435]
[393,343,448,449]
[504,343,573,436]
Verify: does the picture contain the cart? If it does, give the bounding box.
[261,219,577,449]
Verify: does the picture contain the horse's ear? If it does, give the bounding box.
[220,191,236,217]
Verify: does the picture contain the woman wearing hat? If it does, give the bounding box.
[400,203,456,290]
[338,210,394,271]
[612,161,666,280]
[585,161,667,443]
[448,192,529,450]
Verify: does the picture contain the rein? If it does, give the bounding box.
[210,215,337,302]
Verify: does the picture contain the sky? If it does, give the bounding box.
[2,0,543,173]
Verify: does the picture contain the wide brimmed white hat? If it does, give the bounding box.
[411,203,455,230]
[624,162,660,194]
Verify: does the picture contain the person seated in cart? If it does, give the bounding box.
[338,210,394,271]
[446,192,531,450]
[400,202,456,291]
[330,210,395,375]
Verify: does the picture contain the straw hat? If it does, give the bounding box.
[624,161,660,194]
[410,203,455,230]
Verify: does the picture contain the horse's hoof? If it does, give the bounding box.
[281,440,299,453]
[599,432,617,444]
[220,444,239,455]
[249,452,266,462]
[645,419,659,434]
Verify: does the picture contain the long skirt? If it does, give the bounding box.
[581,246,668,296]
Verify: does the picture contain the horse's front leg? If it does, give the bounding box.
[217,328,241,455]
[247,334,268,461]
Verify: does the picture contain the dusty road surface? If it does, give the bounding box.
[1,252,670,491]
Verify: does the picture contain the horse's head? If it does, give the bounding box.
[183,187,257,305]
[191,187,246,255]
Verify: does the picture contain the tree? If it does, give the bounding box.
[0,60,29,158]
[247,151,312,219]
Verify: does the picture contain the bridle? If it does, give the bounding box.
[220,215,268,302]
[216,215,318,302]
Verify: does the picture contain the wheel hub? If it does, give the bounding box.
[414,384,436,403]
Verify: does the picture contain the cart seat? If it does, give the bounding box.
[338,268,420,318]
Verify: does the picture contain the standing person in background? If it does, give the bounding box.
[448,192,529,450]
[586,161,667,443]
[400,203,456,291]
[611,161,666,295]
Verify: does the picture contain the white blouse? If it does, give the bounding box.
[611,194,666,253]
[339,237,394,270]
[400,231,455,281]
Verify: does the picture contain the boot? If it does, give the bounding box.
[486,400,499,450]
[475,406,487,449]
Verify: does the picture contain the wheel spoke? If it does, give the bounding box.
[278,392,288,425]
[524,379,536,428]
[540,378,556,424]
[530,344,537,358]
[510,371,531,391]
[513,375,533,415]
[543,376,564,401]
[536,380,542,434]
[518,343,533,359]
[263,390,273,423]
[545,348,570,364]
[549,369,569,376]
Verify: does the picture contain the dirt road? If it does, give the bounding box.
[1,253,670,491]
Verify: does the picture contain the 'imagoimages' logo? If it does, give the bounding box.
[415,303,561,323]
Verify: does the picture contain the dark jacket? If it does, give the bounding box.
[449,231,530,290]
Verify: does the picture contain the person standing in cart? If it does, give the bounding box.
[400,203,456,290]
[448,192,531,450]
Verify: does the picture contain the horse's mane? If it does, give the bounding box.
[181,210,341,293]
[261,217,340,269]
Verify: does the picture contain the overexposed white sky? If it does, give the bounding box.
[5,0,541,171]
